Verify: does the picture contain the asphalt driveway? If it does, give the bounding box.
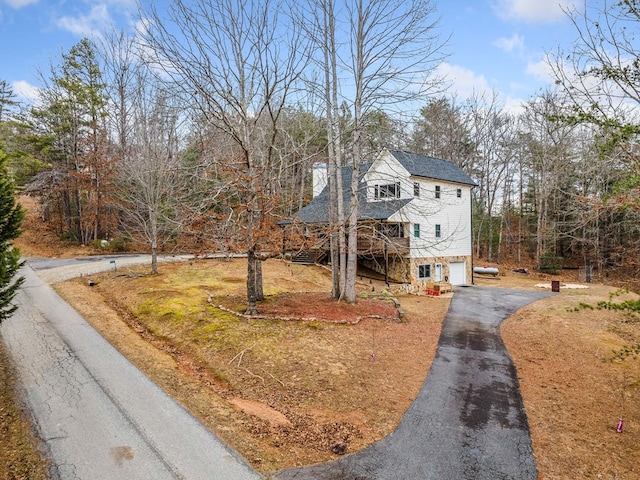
[272,286,552,480]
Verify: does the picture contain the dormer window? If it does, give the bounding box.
[375,182,400,199]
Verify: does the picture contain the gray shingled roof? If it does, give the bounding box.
[290,165,412,224]
[292,195,412,224]
[388,150,477,186]
[288,150,474,225]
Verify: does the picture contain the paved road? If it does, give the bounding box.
[272,286,552,480]
[27,254,196,284]
[1,262,261,480]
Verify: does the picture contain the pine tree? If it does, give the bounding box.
[0,148,24,322]
[31,38,109,244]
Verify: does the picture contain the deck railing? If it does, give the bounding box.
[356,237,409,254]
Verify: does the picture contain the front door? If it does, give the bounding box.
[434,263,442,282]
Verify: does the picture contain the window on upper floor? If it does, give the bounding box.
[413,223,420,238]
[435,185,441,199]
[413,182,420,197]
[435,224,441,238]
[457,188,462,198]
[374,182,400,199]
[418,264,431,279]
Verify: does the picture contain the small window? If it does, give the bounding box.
[435,224,441,238]
[378,182,400,199]
[418,264,431,279]
[457,188,462,198]
[413,182,420,197]
[435,185,441,199]
[413,223,420,238]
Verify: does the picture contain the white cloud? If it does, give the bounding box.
[493,0,581,23]
[526,58,555,83]
[56,4,113,38]
[493,33,525,54]
[502,96,527,115]
[434,63,532,115]
[436,62,492,99]
[12,80,39,103]
[3,0,38,8]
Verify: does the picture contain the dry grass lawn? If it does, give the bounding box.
[51,261,640,478]
[479,273,640,480]
[54,258,448,473]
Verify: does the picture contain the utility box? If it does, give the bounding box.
[551,280,560,292]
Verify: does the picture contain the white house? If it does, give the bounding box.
[288,149,476,290]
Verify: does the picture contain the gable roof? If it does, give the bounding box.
[387,150,477,186]
[290,165,413,224]
[287,150,475,225]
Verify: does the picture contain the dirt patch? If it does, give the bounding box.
[229,398,292,427]
[55,259,447,473]
[218,291,401,323]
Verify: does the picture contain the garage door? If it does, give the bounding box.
[449,261,466,286]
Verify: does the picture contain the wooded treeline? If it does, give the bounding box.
[1,0,640,308]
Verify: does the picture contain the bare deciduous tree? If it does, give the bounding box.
[139,0,308,314]
[114,75,186,275]
[548,1,640,277]
[304,0,446,302]
[464,91,515,262]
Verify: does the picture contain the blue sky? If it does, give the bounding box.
[0,0,583,111]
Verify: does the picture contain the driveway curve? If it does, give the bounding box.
[272,286,552,480]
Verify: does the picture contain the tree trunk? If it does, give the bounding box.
[486,213,493,262]
[150,212,159,275]
[536,185,546,269]
[245,249,258,315]
[344,176,359,303]
[496,213,505,264]
[322,0,345,300]
[255,258,264,301]
[151,243,158,275]
[475,215,485,258]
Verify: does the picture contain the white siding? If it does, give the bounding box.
[363,151,411,201]
[364,150,473,265]
[390,179,473,259]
